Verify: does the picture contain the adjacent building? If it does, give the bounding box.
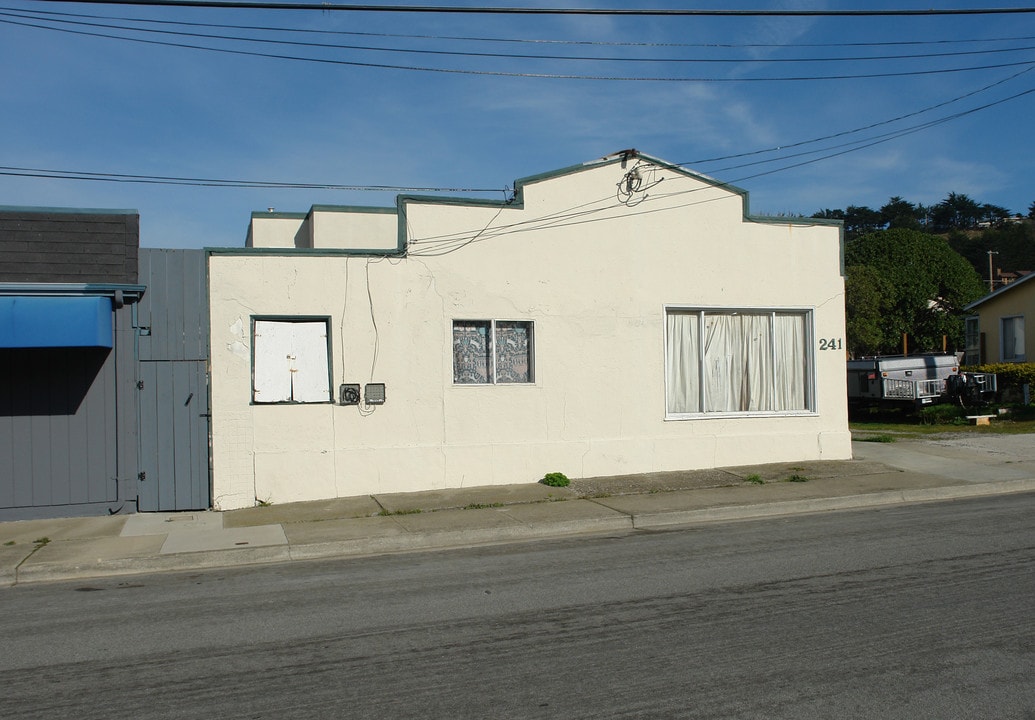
[964,271,1034,365]
[0,207,144,519]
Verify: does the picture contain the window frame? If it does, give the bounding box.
[964,315,981,366]
[663,305,816,420]
[452,318,535,385]
[1000,314,1025,362]
[251,315,334,404]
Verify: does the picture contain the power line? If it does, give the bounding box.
[0,165,504,192]
[5,14,1035,81]
[5,77,1033,196]
[22,1,1035,17]
[9,5,1035,51]
[408,85,1035,253]
[682,65,1035,166]
[6,8,1035,64]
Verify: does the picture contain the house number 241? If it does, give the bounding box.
[819,338,843,350]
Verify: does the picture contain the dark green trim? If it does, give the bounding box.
[0,204,138,215]
[249,211,307,220]
[249,315,335,405]
[309,204,396,215]
[207,246,403,258]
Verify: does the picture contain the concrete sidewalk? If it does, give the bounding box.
[4,434,1035,587]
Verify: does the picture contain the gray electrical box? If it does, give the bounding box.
[339,383,361,405]
[364,383,386,405]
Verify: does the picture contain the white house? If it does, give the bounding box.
[207,150,851,510]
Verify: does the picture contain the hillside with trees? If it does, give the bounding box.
[812,194,1035,356]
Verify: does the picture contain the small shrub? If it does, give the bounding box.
[965,362,1035,389]
[745,474,765,485]
[858,434,896,443]
[918,404,966,425]
[540,472,570,487]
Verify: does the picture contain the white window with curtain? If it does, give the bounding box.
[252,317,332,403]
[1001,315,1025,362]
[665,307,814,418]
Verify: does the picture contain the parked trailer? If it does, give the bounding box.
[847,354,997,408]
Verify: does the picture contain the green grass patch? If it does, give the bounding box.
[784,475,809,483]
[744,474,765,485]
[463,502,504,510]
[857,434,896,443]
[378,508,422,516]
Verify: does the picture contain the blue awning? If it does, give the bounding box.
[0,296,113,348]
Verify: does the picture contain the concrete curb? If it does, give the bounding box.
[8,478,1035,586]
[14,545,293,585]
[287,514,635,562]
[630,478,1035,529]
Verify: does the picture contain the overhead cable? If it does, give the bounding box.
[0,165,503,192]
[5,9,1035,64]
[22,0,1035,17]
[9,6,1035,50]
[4,15,1035,81]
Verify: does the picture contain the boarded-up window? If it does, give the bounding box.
[252,318,331,403]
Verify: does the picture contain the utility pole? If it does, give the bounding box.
[987,250,999,292]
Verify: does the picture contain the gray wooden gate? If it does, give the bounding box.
[137,249,210,511]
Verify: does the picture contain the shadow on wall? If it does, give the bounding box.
[0,348,111,416]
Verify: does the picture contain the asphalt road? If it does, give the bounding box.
[3,494,1034,719]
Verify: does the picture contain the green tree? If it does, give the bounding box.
[844,264,893,356]
[844,229,985,354]
[980,204,1011,226]
[844,205,883,239]
[812,208,845,222]
[946,222,1035,284]
[880,196,921,230]
[931,192,983,231]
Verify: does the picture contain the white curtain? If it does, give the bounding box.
[1003,317,1025,361]
[703,313,772,412]
[667,309,809,415]
[773,313,807,410]
[665,311,700,413]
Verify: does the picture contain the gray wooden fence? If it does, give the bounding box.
[136,249,210,512]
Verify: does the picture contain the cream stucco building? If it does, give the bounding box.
[207,150,851,510]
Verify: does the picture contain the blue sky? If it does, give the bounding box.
[2,1,1033,248]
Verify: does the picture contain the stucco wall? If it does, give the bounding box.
[209,158,850,510]
[246,214,306,248]
[310,207,398,251]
